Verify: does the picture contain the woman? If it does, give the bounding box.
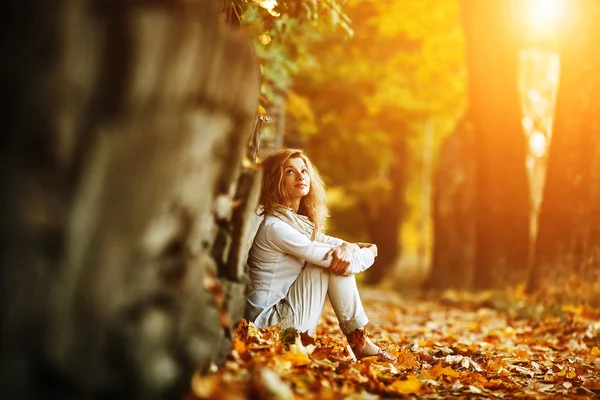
[245,148,397,362]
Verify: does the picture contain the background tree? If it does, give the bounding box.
[528,0,600,297]
[286,0,466,284]
[241,0,600,298]
[465,0,531,289]
[428,0,530,290]
[235,0,352,99]
[427,118,476,289]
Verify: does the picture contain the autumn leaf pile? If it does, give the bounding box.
[188,288,600,399]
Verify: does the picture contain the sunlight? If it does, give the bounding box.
[259,34,272,45]
[522,115,534,132]
[256,0,281,17]
[527,0,564,33]
[529,131,547,157]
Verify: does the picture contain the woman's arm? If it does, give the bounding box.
[327,242,378,274]
[266,221,375,274]
[315,231,345,247]
[316,233,377,274]
[356,242,378,256]
[316,232,362,251]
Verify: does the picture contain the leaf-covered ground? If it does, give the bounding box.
[188,288,600,399]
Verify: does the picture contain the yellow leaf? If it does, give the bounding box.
[388,374,422,394]
[286,91,315,122]
[428,362,460,379]
[395,350,420,370]
[514,348,531,361]
[503,327,516,337]
[562,305,583,315]
[258,105,267,116]
[442,365,461,378]
[487,358,507,374]
[285,344,312,366]
[247,321,261,338]
[591,347,600,356]
[427,362,444,379]
[233,337,246,356]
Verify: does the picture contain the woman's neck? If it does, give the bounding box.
[286,199,301,213]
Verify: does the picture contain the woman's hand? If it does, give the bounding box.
[357,242,378,257]
[326,242,355,275]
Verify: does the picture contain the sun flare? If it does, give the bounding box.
[527,0,564,33]
[529,131,547,157]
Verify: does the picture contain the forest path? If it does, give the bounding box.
[189,287,600,399]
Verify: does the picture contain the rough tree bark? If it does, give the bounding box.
[528,0,600,296]
[460,0,530,289]
[1,0,260,399]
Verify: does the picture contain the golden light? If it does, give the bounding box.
[256,0,280,17]
[522,115,534,132]
[529,131,547,157]
[259,34,272,45]
[527,0,564,33]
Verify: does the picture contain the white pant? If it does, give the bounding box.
[268,264,369,335]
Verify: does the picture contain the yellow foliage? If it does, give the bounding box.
[561,304,584,315]
[285,344,312,366]
[286,91,314,122]
[387,374,422,394]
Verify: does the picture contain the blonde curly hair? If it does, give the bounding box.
[259,148,329,234]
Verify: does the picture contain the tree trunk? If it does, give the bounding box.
[363,136,406,285]
[461,0,530,289]
[528,0,600,296]
[427,119,476,290]
[0,1,260,398]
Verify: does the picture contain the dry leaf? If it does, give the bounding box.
[186,288,600,399]
[387,374,422,394]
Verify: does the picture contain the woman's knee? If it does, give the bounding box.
[328,271,356,282]
[301,264,328,280]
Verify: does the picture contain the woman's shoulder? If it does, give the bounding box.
[257,214,300,239]
[256,215,282,234]
[252,215,294,249]
[261,214,290,232]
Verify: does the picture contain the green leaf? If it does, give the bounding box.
[279,327,298,344]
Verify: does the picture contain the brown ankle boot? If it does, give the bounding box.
[346,328,397,363]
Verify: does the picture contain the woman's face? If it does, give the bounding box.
[282,157,311,202]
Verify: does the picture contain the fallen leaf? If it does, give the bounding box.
[279,327,297,345]
[395,350,420,370]
[186,288,600,399]
[387,374,422,394]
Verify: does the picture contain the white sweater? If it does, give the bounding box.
[246,215,375,327]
